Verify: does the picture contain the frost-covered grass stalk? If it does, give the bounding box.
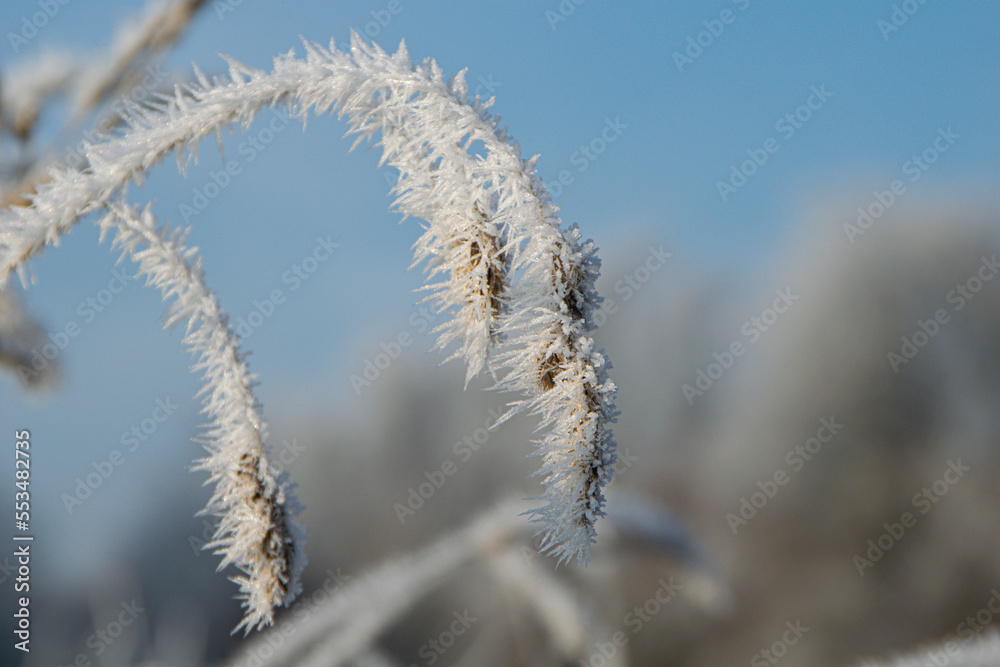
[0,34,617,630]
[98,201,306,633]
[1,0,208,207]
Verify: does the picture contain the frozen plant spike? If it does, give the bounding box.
[100,201,306,633]
[0,35,618,625]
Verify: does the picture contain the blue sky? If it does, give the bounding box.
[2,0,998,583]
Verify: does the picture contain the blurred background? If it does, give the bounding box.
[1,1,1000,665]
